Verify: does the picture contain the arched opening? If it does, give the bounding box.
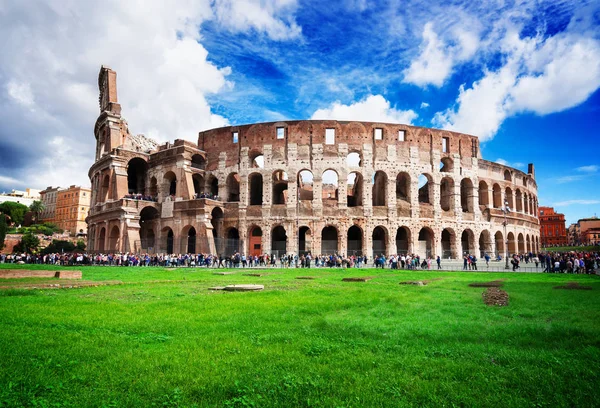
[461,229,475,255]
[493,184,502,208]
[460,178,474,212]
[418,174,432,204]
[211,207,224,254]
[495,231,504,258]
[209,176,219,197]
[396,172,410,203]
[226,228,240,256]
[440,157,453,173]
[347,172,363,207]
[322,170,339,206]
[396,227,410,255]
[505,187,514,210]
[372,226,387,257]
[164,171,177,198]
[250,152,264,169]
[248,226,262,256]
[192,174,204,197]
[101,174,110,202]
[299,226,311,256]
[271,225,287,256]
[191,154,206,170]
[417,227,434,257]
[507,232,516,255]
[248,173,263,205]
[140,207,159,251]
[346,152,362,167]
[523,192,529,214]
[518,233,525,253]
[149,177,158,198]
[272,170,288,205]
[97,227,106,252]
[515,189,523,212]
[186,226,197,254]
[127,158,148,195]
[226,173,240,202]
[478,181,489,207]
[441,228,456,259]
[372,171,387,206]
[440,177,455,212]
[526,234,531,253]
[479,230,492,258]
[298,170,314,201]
[347,225,363,256]
[321,226,338,255]
[109,226,120,252]
[163,228,174,254]
[504,170,511,181]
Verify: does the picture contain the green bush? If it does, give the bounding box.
[42,240,76,254]
[12,232,40,254]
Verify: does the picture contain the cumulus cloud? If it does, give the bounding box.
[434,27,600,140]
[420,102,429,109]
[311,95,417,124]
[0,0,300,190]
[403,22,480,87]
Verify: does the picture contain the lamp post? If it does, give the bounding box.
[502,200,511,269]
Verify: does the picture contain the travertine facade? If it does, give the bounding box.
[87,66,540,258]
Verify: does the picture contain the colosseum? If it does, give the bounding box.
[87,66,541,259]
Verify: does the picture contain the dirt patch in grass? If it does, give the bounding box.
[482,287,509,306]
[0,280,122,290]
[469,280,504,288]
[296,276,316,280]
[243,273,268,277]
[553,282,592,290]
[400,278,443,286]
[342,277,375,282]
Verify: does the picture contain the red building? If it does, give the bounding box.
[538,206,567,247]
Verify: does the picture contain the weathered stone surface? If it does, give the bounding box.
[0,270,82,279]
[223,284,264,292]
[208,286,226,291]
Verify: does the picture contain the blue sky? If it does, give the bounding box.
[0,0,599,225]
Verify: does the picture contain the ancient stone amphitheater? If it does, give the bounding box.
[87,66,540,259]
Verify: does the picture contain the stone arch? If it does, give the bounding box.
[440,157,453,173]
[162,227,174,254]
[109,225,120,252]
[440,176,455,211]
[226,173,240,202]
[299,226,312,256]
[322,169,339,206]
[163,171,177,197]
[461,229,475,255]
[225,227,240,256]
[211,207,224,254]
[479,180,489,207]
[98,227,106,252]
[347,172,363,207]
[504,170,511,181]
[298,170,314,201]
[492,183,502,208]
[101,174,110,202]
[396,226,410,255]
[321,225,338,255]
[346,151,362,167]
[417,227,434,257]
[140,206,159,251]
[181,225,197,254]
[271,225,287,256]
[515,189,523,212]
[505,187,514,210]
[526,234,531,253]
[191,154,206,170]
[248,225,262,256]
[418,174,433,204]
[249,151,264,168]
[518,232,525,253]
[372,226,388,257]
[372,171,387,206]
[523,192,529,214]
[479,230,492,258]
[248,173,263,205]
[127,158,148,195]
[495,231,504,258]
[460,178,474,213]
[149,176,158,197]
[507,232,516,255]
[396,172,410,203]
[207,175,219,197]
[441,228,457,259]
[272,170,289,205]
[347,225,363,256]
[192,174,204,197]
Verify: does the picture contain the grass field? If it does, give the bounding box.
[0,265,599,407]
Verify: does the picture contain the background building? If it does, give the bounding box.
[0,188,40,207]
[39,186,61,223]
[55,186,91,236]
[578,217,600,246]
[538,206,567,247]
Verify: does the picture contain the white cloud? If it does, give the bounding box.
[576,165,599,173]
[0,0,300,190]
[494,158,525,169]
[420,102,429,109]
[555,175,585,184]
[403,22,480,87]
[554,199,600,207]
[311,95,417,124]
[434,27,600,141]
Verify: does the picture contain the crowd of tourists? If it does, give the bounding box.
[1,251,598,273]
[123,194,158,202]
[194,192,221,200]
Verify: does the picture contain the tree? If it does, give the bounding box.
[0,214,7,251]
[76,239,86,251]
[42,239,75,254]
[29,200,45,223]
[14,232,40,254]
[0,202,28,226]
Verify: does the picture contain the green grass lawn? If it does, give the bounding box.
[0,265,599,407]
